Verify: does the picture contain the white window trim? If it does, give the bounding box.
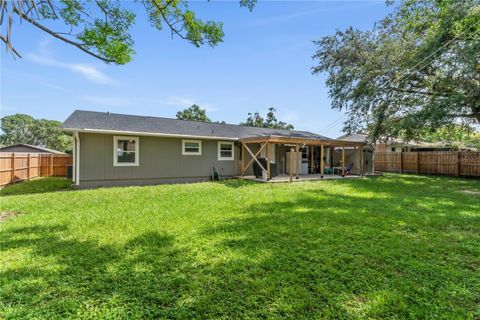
[182,139,202,155]
[218,141,234,161]
[113,136,139,166]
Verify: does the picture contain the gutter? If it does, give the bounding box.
[63,128,239,141]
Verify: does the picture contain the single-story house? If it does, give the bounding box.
[0,143,66,154]
[62,110,369,188]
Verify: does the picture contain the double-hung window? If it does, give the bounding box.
[113,136,139,166]
[218,142,234,161]
[182,140,202,155]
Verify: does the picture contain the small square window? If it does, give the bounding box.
[114,136,139,166]
[218,142,234,160]
[182,140,202,155]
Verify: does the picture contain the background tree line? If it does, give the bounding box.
[0,106,294,153]
[2,105,478,152]
[0,114,71,152]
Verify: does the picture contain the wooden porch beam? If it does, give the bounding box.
[290,147,294,182]
[266,142,271,180]
[242,142,268,178]
[360,145,364,176]
[296,144,300,180]
[242,142,268,173]
[241,143,245,176]
[342,147,345,177]
[310,146,315,174]
[320,145,324,178]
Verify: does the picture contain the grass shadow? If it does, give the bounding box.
[0,225,198,319]
[0,177,73,196]
[198,182,480,318]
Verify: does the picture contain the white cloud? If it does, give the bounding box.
[248,1,381,27]
[162,96,196,107]
[68,64,115,84]
[81,95,131,107]
[160,96,216,112]
[27,40,116,85]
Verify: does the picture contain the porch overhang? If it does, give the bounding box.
[239,135,366,147]
[239,135,367,181]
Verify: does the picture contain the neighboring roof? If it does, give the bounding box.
[337,133,461,149]
[0,143,66,154]
[336,133,368,143]
[62,110,332,141]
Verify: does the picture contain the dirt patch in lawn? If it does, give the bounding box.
[0,211,22,223]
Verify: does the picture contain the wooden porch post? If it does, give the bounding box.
[310,146,314,174]
[320,145,324,178]
[342,147,345,177]
[288,147,293,182]
[266,143,271,180]
[330,146,334,170]
[241,143,245,176]
[360,145,364,176]
[295,144,300,180]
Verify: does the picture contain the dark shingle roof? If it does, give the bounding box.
[62,110,331,141]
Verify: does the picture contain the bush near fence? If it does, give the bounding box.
[0,153,72,186]
[374,151,480,177]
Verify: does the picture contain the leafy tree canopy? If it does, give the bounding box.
[0,114,71,152]
[176,104,211,122]
[312,0,480,142]
[1,0,256,64]
[418,124,480,150]
[240,107,294,130]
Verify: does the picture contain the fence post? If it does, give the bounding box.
[11,153,15,183]
[399,152,403,173]
[456,151,461,177]
[39,154,43,177]
[27,153,31,180]
[50,154,54,176]
[416,152,419,174]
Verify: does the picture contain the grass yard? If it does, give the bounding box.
[0,177,72,196]
[1,174,479,319]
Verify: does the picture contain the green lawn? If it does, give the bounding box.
[1,175,479,319]
[0,177,72,196]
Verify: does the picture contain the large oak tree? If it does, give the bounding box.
[312,0,480,141]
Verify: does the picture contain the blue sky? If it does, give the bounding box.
[1,0,392,138]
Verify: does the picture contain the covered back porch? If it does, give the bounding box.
[237,135,368,182]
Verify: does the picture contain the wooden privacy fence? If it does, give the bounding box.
[0,153,72,186]
[375,151,480,177]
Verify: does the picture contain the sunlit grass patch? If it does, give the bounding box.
[0,174,479,319]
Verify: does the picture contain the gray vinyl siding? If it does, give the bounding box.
[78,133,236,187]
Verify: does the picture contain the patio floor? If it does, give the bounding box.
[235,173,367,183]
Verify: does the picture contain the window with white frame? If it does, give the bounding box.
[182,140,202,155]
[218,141,234,160]
[114,136,139,166]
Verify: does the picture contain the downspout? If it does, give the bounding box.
[72,134,76,183]
[75,132,80,186]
